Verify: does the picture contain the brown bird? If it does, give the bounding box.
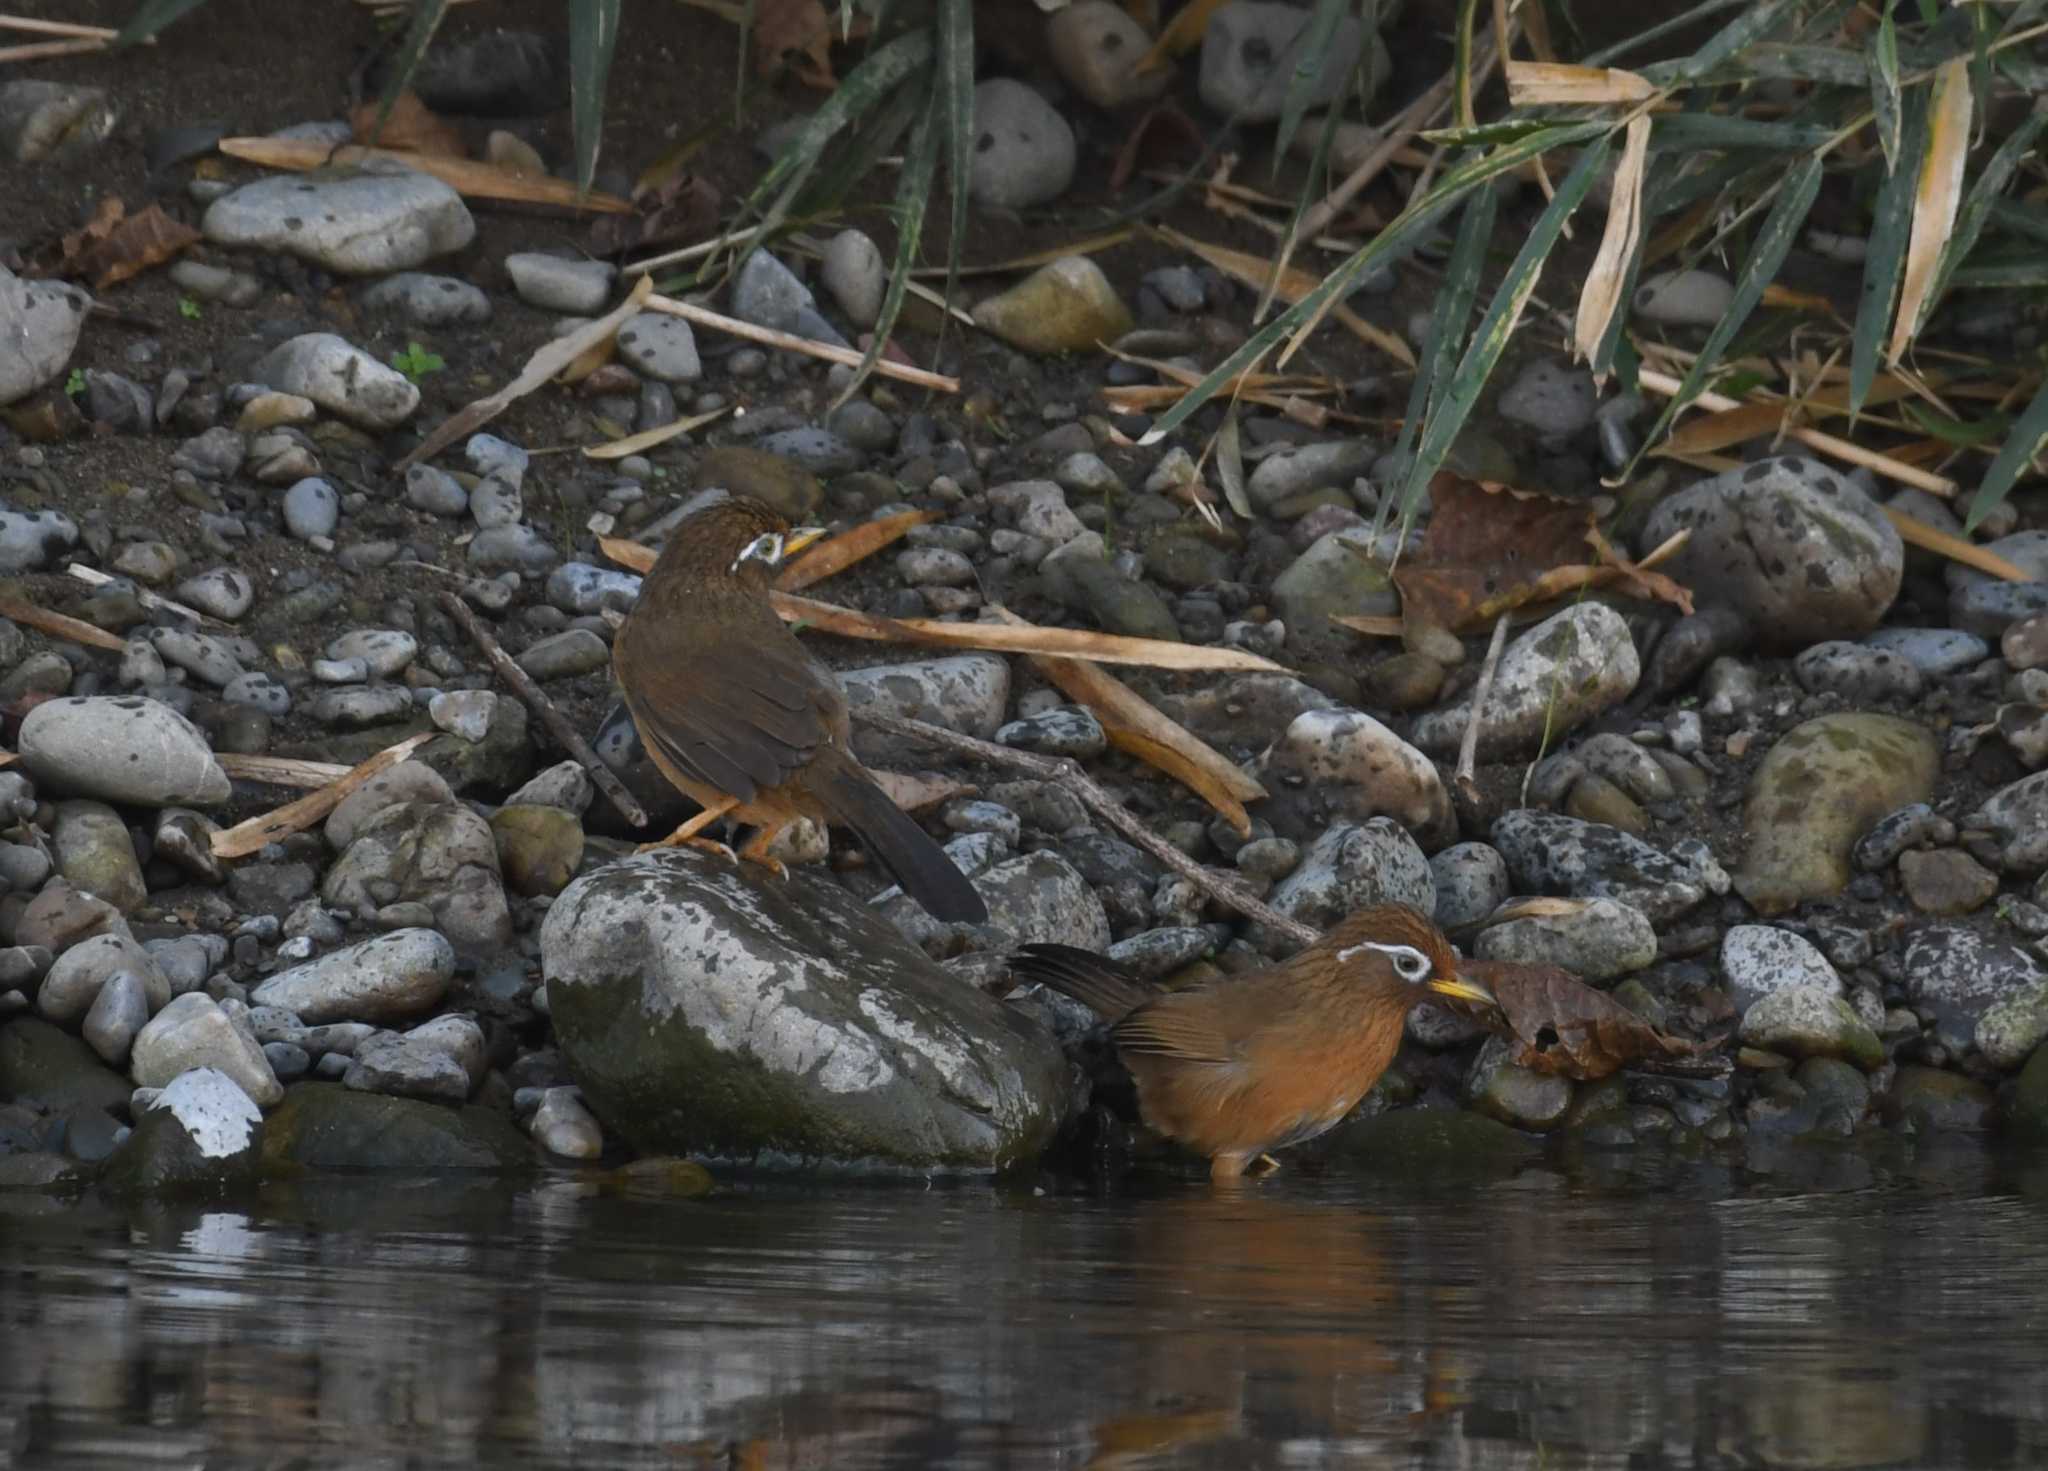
[612,492,988,924]
[1010,903,1496,1180]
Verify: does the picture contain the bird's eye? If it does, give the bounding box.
[730,532,784,573]
[1390,946,1430,982]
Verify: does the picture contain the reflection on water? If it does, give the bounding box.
[2,1148,2047,1469]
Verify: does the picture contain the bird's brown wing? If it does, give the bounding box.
[1113,990,1239,1066]
[623,634,836,801]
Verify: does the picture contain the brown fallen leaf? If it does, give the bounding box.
[1385,471,1692,637]
[1108,101,1204,194]
[776,509,938,591]
[1454,957,1724,1081]
[48,198,200,289]
[350,90,467,158]
[588,171,721,258]
[753,0,850,86]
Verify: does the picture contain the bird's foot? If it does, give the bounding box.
[1249,1153,1283,1176]
[638,834,740,865]
[741,853,790,881]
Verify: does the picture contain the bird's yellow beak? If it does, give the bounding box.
[1427,972,1498,1008]
[782,527,827,560]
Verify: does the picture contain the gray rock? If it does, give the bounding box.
[203,167,475,273]
[838,655,1010,765]
[1199,1,1366,122]
[18,696,230,806]
[1048,0,1171,108]
[966,850,1111,949]
[359,272,492,326]
[0,507,79,571]
[1473,897,1657,983]
[615,312,701,382]
[1793,640,1923,703]
[1270,529,1397,660]
[325,762,456,848]
[730,250,848,348]
[1412,603,1639,759]
[328,628,419,678]
[100,1067,263,1196]
[150,626,244,686]
[1490,810,1715,923]
[0,266,88,406]
[344,1033,472,1102]
[261,1083,531,1171]
[547,560,643,614]
[1862,627,1988,676]
[405,464,470,517]
[517,628,609,681]
[1633,269,1734,326]
[820,228,886,328]
[1266,818,1434,937]
[504,252,615,312]
[1254,706,1452,849]
[1903,924,2046,1038]
[174,567,254,621]
[50,799,147,912]
[0,79,116,163]
[1497,359,1598,438]
[967,79,1076,210]
[322,803,512,952]
[1639,456,1902,649]
[1735,713,1938,913]
[130,992,283,1105]
[1741,987,1882,1068]
[40,932,171,1023]
[307,686,413,729]
[1245,440,1376,511]
[1966,770,2048,875]
[530,1086,604,1158]
[82,968,150,1067]
[282,475,342,539]
[223,671,291,717]
[1430,842,1509,931]
[1463,1035,1574,1129]
[754,426,863,476]
[250,928,456,1024]
[252,333,420,430]
[468,471,523,529]
[1719,925,1841,1013]
[996,706,1107,759]
[541,850,1070,1170]
[429,689,497,742]
[467,523,561,574]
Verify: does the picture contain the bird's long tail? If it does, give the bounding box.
[807,749,988,924]
[1007,944,1158,1023]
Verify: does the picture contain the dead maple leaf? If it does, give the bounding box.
[588,172,722,258]
[1381,471,1692,637]
[753,0,857,87]
[1452,957,1724,1081]
[1109,101,1204,193]
[47,198,200,289]
[350,91,467,159]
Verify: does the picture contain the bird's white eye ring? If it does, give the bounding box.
[731,531,785,573]
[1334,940,1433,983]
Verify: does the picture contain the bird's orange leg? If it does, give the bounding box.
[638,795,742,859]
[737,820,791,880]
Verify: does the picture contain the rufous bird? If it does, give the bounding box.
[1010,903,1495,1180]
[612,492,988,924]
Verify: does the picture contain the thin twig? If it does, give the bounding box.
[1457,610,1514,798]
[856,709,1318,948]
[67,563,229,628]
[437,591,649,829]
[642,293,961,394]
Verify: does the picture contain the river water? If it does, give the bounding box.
[2,1144,2045,1469]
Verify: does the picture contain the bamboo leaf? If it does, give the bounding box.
[1870,5,1902,170]
[113,0,207,44]
[367,0,453,149]
[936,0,974,317]
[1964,375,2048,532]
[1140,119,1611,447]
[568,0,623,195]
[1582,0,1747,67]
[1889,57,1973,364]
[1851,89,1926,415]
[833,68,941,408]
[1273,0,1353,166]
[1923,104,2048,327]
[1398,137,1612,532]
[1391,182,1498,478]
[1659,0,1802,85]
[1217,409,1251,519]
[1629,152,1825,477]
[1646,113,1836,152]
[1506,61,1656,106]
[1950,257,2048,290]
[1575,111,1651,379]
